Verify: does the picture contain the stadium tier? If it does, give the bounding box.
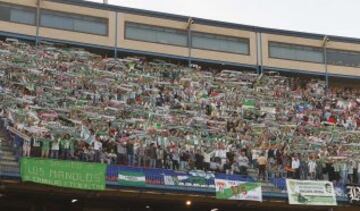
[0,0,360,79]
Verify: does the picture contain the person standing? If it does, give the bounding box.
[194,149,204,170]
[237,150,249,176]
[126,140,134,166]
[22,137,31,157]
[136,143,145,167]
[172,149,180,170]
[292,155,301,179]
[149,143,157,168]
[40,133,51,158]
[156,146,164,168]
[308,156,317,180]
[257,152,267,181]
[60,134,71,160]
[50,136,60,159]
[116,140,127,165]
[93,135,103,162]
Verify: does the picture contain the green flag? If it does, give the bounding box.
[118,171,146,187]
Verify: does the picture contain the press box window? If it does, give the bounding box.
[40,10,108,36]
[191,32,249,55]
[327,49,360,68]
[125,22,188,46]
[269,42,323,63]
[0,3,36,25]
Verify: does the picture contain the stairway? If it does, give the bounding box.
[0,129,20,178]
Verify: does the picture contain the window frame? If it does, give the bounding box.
[191,31,250,55]
[327,48,360,68]
[269,41,360,68]
[40,9,109,36]
[124,21,188,47]
[0,2,36,26]
[268,41,324,64]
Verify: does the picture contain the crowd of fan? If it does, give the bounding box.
[0,40,360,186]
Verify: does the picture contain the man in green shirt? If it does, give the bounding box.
[60,134,71,160]
[40,133,51,158]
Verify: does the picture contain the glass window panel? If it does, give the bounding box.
[0,3,35,25]
[269,42,323,63]
[10,8,35,25]
[40,10,108,36]
[125,23,187,46]
[0,5,10,21]
[192,32,249,54]
[41,12,74,30]
[126,24,157,42]
[327,49,360,67]
[74,19,107,35]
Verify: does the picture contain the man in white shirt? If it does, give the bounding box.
[214,144,227,165]
[22,138,31,157]
[236,150,249,176]
[50,137,60,159]
[292,155,301,179]
[308,158,317,180]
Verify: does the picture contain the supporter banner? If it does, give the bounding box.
[118,171,146,187]
[346,185,360,204]
[286,179,337,206]
[214,179,262,202]
[163,170,215,188]
[20,157,106,190]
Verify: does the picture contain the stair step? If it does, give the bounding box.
[1,155,16,161]
[0,146,13,151]
[0,165,20,170]
[0,160,18,166]
[0,151,14,156]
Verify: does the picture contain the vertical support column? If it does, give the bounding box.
[322,35,330,95]
[187,17,193,68]
[35,0,41,46]
[255,32,260,74]
[324,46,328,93]
[114,12,118,58]
[258,32,264,74]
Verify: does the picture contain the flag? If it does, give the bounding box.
[118,171,146,187]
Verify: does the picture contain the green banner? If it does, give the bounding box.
[118,171,146,187]
[20,157,106,190]
[286,179,337,206]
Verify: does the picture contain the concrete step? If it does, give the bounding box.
[1,162,19,167]
[0,167,20,173]
[0,160,18,166]
[0,151,14,156]
[0,164,19,169]
[1,154,16,161]
[0,146,13,151]
[0,160,19,166]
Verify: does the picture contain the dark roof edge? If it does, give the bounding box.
[47,0,360,44]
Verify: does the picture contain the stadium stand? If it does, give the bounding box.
[0,39,359,196]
